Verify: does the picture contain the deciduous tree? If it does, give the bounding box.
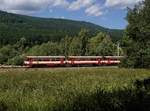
[123,0,150,68]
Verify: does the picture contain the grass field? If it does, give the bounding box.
[0,68,150,111]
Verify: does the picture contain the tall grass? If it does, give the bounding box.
[0,68,149,111]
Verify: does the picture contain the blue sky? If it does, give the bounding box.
[32,5,127,29]
[0,0,142,29]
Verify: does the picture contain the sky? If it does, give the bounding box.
[0,0,143,29]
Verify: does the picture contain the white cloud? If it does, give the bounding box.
[69,0,93,10]
[60,16,65,19]
[52,0,69,7]
[0,0,69,14]
[105,0,143,8]
[0,0,144,17]
[68,0,102,17]
[85,4,103,16]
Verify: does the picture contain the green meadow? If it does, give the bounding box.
[0,68,150,111]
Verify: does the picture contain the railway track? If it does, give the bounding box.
[0,65,119,69]
[0,65,28,68]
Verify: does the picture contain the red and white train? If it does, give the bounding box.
[24,56,124,67]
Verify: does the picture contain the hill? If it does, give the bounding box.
[0,10,124,46]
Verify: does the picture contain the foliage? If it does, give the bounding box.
[87,32,116,56]
[96,39,115,56]
[7,56,24,65]
[69,36,82,56]
[87,32,104,55]
[60,36,72,56]
[122,0,150,68]
[69,29,89,56]
[0,45,18,64]
[27,42,62,56]
[78,29,89,55]
[26,31,118,57]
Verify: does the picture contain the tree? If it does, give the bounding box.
[87,32,115,56]
[27,42,61,56]
[88,32,108,55]
[69,29,89,56]
[95,35,115,56]
[123,0,150,68]
[7,56,24,65]
[60,36,72,56]
[78,29,89,56]
[0,45,18,64]
[69,36,82,56]
[14,37,29,54]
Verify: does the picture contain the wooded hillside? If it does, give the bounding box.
[0,10,123,46]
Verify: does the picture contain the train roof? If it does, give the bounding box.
[26,56,65,59]
[105,56,125,59]
[68,56,125,59]
[26,56,125,59]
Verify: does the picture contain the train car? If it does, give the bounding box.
[67,56,124,66]
[24,56,65,67]
[24,56,124,67]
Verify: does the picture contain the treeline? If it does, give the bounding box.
[27,30,121,56]
[0,30,122,65]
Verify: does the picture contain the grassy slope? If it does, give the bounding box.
[0,68,149,110]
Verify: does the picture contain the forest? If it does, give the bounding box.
[0,0,150,68]
[0,10,123,46]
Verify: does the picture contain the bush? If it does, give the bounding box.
[7,56,24,65]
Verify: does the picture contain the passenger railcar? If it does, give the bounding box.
[24,56,124,67]
[24,56,65,67]
[67,56,123,66]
